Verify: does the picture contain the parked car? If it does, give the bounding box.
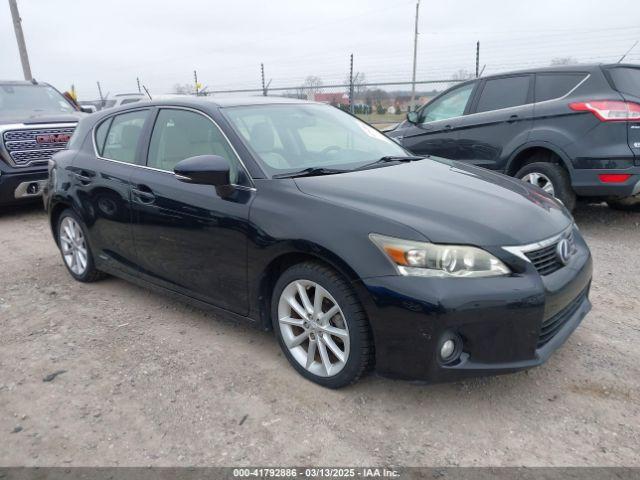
[44,97,592,388]
[387,64,640,211]
[0,80,84,207]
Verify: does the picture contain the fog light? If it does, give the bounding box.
[440,339,456,360]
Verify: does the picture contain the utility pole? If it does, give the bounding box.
[261,63,266,96]
[136,77,141,93]
[409,0,421,112]
[348,54,355,114]
[475,41,480,78]
[194,70,199,96]
[96,81,104,108]
[8,0,32,80]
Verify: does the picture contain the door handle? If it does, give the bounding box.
[73,171,94,185]
[132,185,156,204]
[507,114,519,123]
[444,124,453,130]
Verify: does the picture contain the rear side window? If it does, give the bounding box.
[476,76,531,113]
[99,110,149,164]
[535,73,587,102]
[608,67,640,97]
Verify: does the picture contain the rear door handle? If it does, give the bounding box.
[444,124,453,130]
[132,185,156,204]
[507,114,519,123]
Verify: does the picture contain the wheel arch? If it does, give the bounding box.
[254,247,362,331]
[49,199,75,246]
[505,142,573,177]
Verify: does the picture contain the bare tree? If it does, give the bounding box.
[550,56,578,66]
[303,76,323,95]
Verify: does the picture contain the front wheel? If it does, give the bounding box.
[271,262,373,388]
[516,162,576,211]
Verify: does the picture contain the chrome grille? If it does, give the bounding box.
[525,230,576,276]
[2,125,76,167]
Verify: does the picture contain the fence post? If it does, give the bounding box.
[348,54,355,114]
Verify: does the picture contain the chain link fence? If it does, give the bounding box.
[207,79,463,129]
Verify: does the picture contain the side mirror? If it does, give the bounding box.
[174,155,230,188]
[406,111,419,124]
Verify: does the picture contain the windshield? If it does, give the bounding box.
[223,103,407,176]
[0,84,76,116]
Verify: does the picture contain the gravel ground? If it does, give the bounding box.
[0,203,639,467]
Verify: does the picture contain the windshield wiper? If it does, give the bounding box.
[352,155,427,171]
[272,167,349,179]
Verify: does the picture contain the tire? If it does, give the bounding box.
[607,196,640,212]
[515,161,576,211]
[56,209,105,282]
[271,261,373,388]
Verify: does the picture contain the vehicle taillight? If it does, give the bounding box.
[598,174,632,183]
[569,100,640,121]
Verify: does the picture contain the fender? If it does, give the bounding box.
[505,141,574,176]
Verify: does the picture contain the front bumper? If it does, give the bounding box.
[356,234,593,382]
[0,167,48,206]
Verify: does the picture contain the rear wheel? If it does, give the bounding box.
[516,161,576,211]
[271,262,372,388]
[57,209,105,282]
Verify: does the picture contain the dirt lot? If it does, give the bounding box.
[1,203,639,467]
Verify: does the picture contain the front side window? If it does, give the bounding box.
[476,76,531,113]
[420,83,475,123]
[100,110,148,164]
[147,109,240,183]
[223,104,406,176]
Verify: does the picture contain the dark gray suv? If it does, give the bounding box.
[387,64,640,211]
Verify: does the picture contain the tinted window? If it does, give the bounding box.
[101,110,148,164]
[535,73,586,102]
[476,76,531,113]
[420,83,475,123]
[94,117,112,155]
[608,67,640,96]
[147,109,240,182]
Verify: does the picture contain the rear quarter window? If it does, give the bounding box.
[608,67,640,97]
[535,73,587,102]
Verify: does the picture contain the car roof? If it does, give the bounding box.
[142,95,316,109]
[480,62,639,79]
[0,80,52,87]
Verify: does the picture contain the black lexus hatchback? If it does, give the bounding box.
[44,97,592,388]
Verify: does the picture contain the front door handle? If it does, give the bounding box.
[73,171,94,185]
[507,114,519,123]
[444,124,453,130]
[132,185,156,204]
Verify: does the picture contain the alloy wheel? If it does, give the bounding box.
[521,172,555,195]
[278,280,350,377]
[59,216,89,275]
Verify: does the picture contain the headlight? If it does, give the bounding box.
[370,234,511,278]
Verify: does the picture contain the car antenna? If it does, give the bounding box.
[142,85,152,100]
[618,40,639,63]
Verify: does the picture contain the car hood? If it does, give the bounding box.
[294,158,573,246]
[0,110,83,125]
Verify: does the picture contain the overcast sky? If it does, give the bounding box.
[1,0,639,99]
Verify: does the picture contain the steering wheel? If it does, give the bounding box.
[321,145,342,155]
